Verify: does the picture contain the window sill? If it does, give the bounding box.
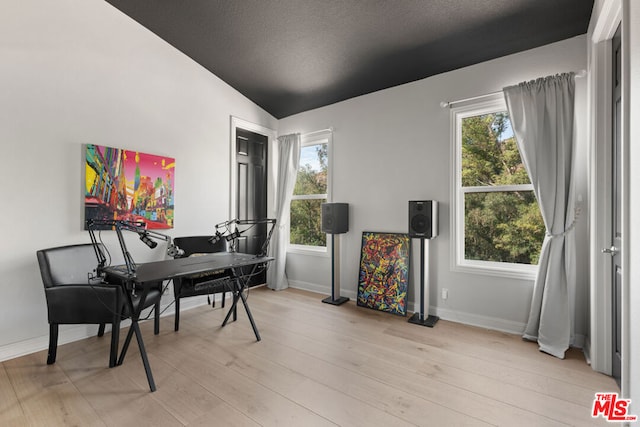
[287,245,329,257]
[452,260,538,281]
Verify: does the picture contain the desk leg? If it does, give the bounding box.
[133,321,156,392]
[221,274,261,341]
[238,290,261,341]
[117,326,135,365]
[117,320,156,392]
[221,287,240,327]
[117,287,157,392]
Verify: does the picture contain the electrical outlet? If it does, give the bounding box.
[441,288,448,300]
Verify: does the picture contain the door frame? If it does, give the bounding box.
[588,0,628,392]
[229,116,277,221]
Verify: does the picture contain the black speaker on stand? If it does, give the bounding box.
[321,203,349,305]
[408,200,439,327]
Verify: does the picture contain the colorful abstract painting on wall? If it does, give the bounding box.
[357,232,411,316]
[85,144,175,229]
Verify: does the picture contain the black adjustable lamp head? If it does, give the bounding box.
[87,219,183,275]
[210,218,276,256]
[138,231,158,249]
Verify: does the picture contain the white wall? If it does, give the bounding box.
[280,36,589,337]
[0,0,277,360]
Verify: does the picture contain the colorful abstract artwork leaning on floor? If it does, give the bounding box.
[357,231,411,316]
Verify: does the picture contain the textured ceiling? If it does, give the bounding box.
[104,0,593,119]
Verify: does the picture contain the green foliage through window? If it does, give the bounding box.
[290,199,326,246]
[464,192,544,264]
[290,143,328,247]
[460,112,544,265]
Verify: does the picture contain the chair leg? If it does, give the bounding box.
[47,323,58,365]
[109,319,120,368]
[222,291,226,308]
[97,323,106,337]
[174,297,180,332]
[154,299,160,335]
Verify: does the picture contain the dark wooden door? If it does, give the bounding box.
[235,128,268,286]
[610,25,622,385]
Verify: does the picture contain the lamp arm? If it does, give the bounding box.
[86,219,179,275]
[235,218,276,226]
[115,221,183,257]
[214,219,238,229]
[216,218,276,256]
[86,220,107,274]
[142,228,183,257]
[86,219,139,275]
[114,224,137,275]
[261,219,277,257]
[238,218,276,257]
[119,222,170,243]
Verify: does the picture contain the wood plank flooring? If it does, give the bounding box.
[1,287,618,426]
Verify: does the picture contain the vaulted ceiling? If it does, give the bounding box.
[105,0,593,119]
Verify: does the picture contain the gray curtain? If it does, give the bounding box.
[267,133,301,291]
[503,73,576,359]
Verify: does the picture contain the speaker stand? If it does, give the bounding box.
[322,234,349,305]
[408,237,439,327]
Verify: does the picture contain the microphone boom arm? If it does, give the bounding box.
[86,219,139,276]
[213,218,276,256]
[86,219,184,275]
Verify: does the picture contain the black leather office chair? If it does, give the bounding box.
[171,236,231,331]
[37,243,162,367]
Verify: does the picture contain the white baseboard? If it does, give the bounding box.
[288,279,357,301]
[290,280,527,335]
[287,280,591,344]
[431,306,526,335]
[432,306,585,350]
[0,324,106,363]
[0,298,212,363]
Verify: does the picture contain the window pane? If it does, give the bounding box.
[461,112,531,187]
[290,198,327,246]
[294,143,327,196]
[464,191,544,265]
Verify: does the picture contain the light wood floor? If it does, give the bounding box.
[1,287,618,426]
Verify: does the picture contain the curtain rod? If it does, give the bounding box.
[301,127,334,138]
[440,69,586,108]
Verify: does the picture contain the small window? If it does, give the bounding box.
[289,131,331,250]
[452,98,543,278]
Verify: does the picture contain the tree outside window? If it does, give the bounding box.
[454,101,544,274]
[290,142,328,247]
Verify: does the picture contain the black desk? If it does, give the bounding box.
[103,252,273,392]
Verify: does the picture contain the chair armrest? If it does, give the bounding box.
[45,284,123,324]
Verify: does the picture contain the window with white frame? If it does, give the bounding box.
[451,98,543,278]
[289,131,331,250]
